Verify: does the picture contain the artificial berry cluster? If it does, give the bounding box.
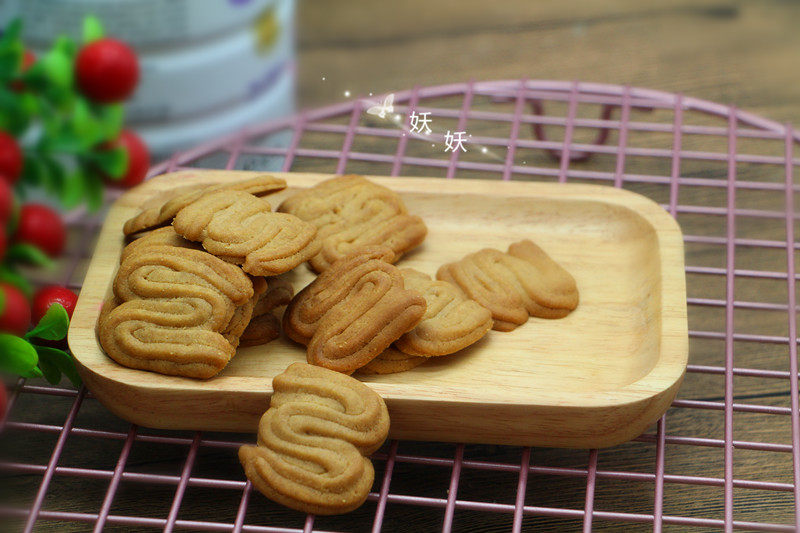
[0,17,148,419]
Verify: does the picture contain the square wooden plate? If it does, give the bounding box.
[69,170,688,448]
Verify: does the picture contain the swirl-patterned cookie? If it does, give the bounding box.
[120,226,199,264]
[437,240,579,331]
[394,268,492,357]
[122,175,287,236]
[240,278,294,347]
[172,190,320,276]
[358,347,427,375]
[283,247,426,374]
[277,175,427,272]
[97,246,253,378]
[239,362,389,515]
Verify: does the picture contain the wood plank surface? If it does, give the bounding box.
[2,1,799,531]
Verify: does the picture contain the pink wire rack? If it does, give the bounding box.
[1,79,799,532]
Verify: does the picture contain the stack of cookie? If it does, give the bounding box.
[98,175,319,378]
[98,173,580,379]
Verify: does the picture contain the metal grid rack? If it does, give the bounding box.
[1,79,799,532]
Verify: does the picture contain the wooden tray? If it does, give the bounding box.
[69,170,688,448]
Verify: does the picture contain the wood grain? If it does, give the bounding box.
[68,170,687,448]
[6,2,798,530]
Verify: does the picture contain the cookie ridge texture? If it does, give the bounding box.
[172,190,320,276]
[277,175,427,272]
[437,239,579,331]
[283,247,426,374]
[239,362,389,515]
[394,268,493,357]
[98,246,253,378]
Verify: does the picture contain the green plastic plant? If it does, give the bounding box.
[0,17,128,210]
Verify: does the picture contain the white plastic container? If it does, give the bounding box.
[125,0,294,123]
[1,0,277,49]
[136,65,294,156]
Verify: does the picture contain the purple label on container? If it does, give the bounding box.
[229,0,253,5]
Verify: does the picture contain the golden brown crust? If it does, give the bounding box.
[357,347,428,375]
[239,362,389,515]
[239,278,294,347]
[172,190,321,276]
[277,175,427,272]
[437,240,579,331]
[394,268,493,357]
[283,248,426,374]
[120,226,200,264]
[122,176,287,236]
[98,246,253,378]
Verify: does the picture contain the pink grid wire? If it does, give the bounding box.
[1,79,799,532]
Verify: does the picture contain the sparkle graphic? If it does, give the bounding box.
[344,90,351,97]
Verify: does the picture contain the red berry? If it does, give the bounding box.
[32,285,78,324]
[0,283,31,336]
[0,132,23,184]
[0,381,7,423]
[105,130,150,188]
[11,50,36,92]
[15,204,66,258]
[75,38,139,103]
[0,177,13,223]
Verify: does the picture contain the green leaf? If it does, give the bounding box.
[36,352,62,384]
[85,171,104,212]
[0,334,38,375]
[26,303,69,341]
[72,99,103,146]
[1,19,24,45]
[21,365,43,379]
[0,266,33,299]
[39,47,73,91]
[21,154,47,188]
[83,15,105,43]
[6,243,54,268]
[27,304,69,342]
[61,168,86,209]
[99,104,124,139]
[88,146,127,179]
[0,287,5,315]
[34,345,81,387]
[41,156,66,196]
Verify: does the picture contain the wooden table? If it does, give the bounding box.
[3,1,799,531]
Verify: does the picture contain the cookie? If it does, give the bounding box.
[98,246,254,378]
[120,226,199,264]
[222,277,268,347]
[283,247,426,374]
[357,347,427,375]
[122,175,286,236]
[277,175,427,272]
[394,268,493,357]
[172,190,321,276]
[437,240,579,331]
[240,278,294,347]
[239,362,389,515]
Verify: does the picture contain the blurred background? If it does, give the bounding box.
[2,0,798,158]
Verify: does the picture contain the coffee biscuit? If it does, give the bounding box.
[394,268,493,357]
[240,278,294,347]
[437,240,579,331]
[172,190,320,276]
[358,347,427,375]
[123,175,286,236]
[283,248,426,374]
[239,362,389,515]
[120,226,199,264]
[278,175,427,272]
[98,246,254,378]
